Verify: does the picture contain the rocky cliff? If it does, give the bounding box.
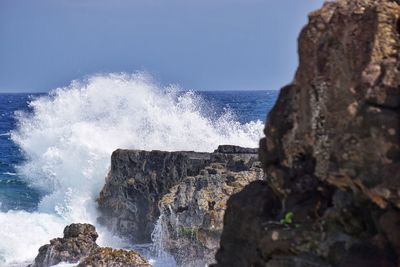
[98,148,212,243]
[97,145,261,265]
[214,0,400,266]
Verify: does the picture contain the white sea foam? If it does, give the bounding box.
[2,172,17,176]
[0,73,264,265]
[0,211,64,264]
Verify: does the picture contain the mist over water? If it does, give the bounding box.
[0,73,265,265]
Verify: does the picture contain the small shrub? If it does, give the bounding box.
[280,212,294,225]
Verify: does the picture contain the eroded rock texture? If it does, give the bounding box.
[29,223,150,267]
[97,149,211,243]
[158,156,262,266]
[77,247,151,267]
[215,0,400,266]
[97,145,259,244]
[29,224,99,267]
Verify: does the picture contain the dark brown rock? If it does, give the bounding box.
[215,181,282,267]
[63,223,98,240]
[77,247,151,267]
[29,223,151,267]
[29,223,99,267]
[214,0,400,266]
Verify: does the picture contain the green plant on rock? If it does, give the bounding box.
[179,226,198,239]
[280,211,294,225]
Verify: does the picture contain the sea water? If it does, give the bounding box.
[0,73,278,266]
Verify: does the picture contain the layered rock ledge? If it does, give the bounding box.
[97,145,261,265]
[214,0,400,266]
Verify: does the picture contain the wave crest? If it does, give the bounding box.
[2,73,263,265]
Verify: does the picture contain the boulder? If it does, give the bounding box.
[77,247,150,267]
[29,224,98,267]
[29,223,150,267]
[214,0,400,266]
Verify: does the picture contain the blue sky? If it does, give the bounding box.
[0,0,324,92]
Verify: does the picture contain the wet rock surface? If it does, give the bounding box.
[28,223,150,267]
[97,145,259,244]
[77,247,150,267]
[97,145,261,266]
[97,148,211,243]
[29,224,99,267]
[214,0,400,266]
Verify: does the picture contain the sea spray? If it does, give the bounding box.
[151,214,169,259]
[0,211,65,264]
[149,213,177,267]
[0,72,264,265]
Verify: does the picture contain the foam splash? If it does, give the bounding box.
[150,213,177,267]
[0,73,264,265]
[0,211,64,264]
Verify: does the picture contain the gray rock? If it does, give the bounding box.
[97,146,258,244]
[158,160,263,266]
[214,145,258,154]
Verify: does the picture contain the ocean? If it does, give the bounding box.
[0,74,278,266]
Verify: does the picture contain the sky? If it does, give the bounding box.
[0,0,324,92]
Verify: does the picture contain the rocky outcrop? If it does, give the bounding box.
[157,156,263,266]
[77,247,150,267]
[97,145,259,244]
[214,0,400,266]
[29,223,150,267]
[29,224,99,267]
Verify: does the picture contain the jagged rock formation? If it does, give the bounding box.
[29,223,150,267]
[97,145,259,244]
[29,224,99,267]
[157,157,263,266]
[214,0,400,266]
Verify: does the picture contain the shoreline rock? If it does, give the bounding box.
[28,223,150,267]
[97,145,261,265]
[97,148,213,243]
[77,247,151,267]
[29,224,99,267]
[214,0,400,266]
[158,153,263,266]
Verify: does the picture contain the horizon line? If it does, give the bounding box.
[0,88,280,94]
